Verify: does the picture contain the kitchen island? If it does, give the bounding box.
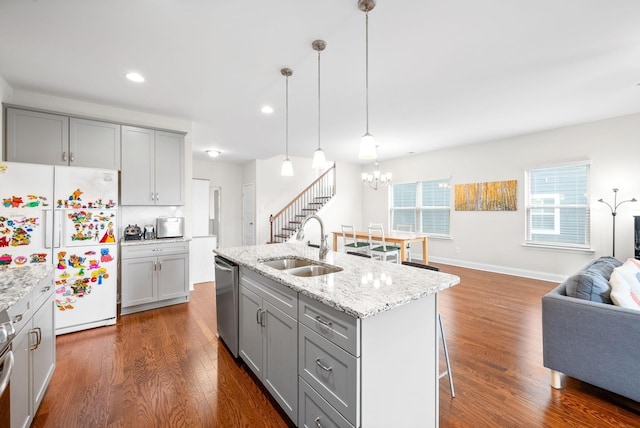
[215,243,460,428]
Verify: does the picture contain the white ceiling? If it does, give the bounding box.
[1,0,639,164]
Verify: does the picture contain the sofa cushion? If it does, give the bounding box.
[563,256,622,303]
[610,258,640,310]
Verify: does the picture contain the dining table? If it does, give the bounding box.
[331,231,428,264]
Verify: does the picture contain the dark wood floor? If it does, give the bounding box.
[32,264,640,427]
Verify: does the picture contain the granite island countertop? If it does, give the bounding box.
[0,264,55,312]
[214,243,460,319]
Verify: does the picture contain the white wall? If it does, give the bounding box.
[362,113,640,280]
[193,158,244,247]
[250,156,363,246]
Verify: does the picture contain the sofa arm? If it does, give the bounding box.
[542,283,640,402]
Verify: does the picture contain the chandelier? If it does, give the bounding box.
[362,159,391,190]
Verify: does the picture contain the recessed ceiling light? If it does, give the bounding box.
[126,72,145,83]
[207,150,221,158]
[261,105,274,114]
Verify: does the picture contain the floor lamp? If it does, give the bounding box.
[598,188,637,257]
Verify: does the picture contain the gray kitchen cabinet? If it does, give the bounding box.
[9,271,55,428]
[239,268,298,423]
[5,107,121,169]
[120,125,185,206]
[69,117,121,169]
[121,241,190,315]
[5,108,68,165]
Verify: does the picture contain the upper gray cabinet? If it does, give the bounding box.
[69,117,121,169]
[5,107,121,169]
[121,125,185,206]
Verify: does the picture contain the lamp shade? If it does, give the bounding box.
[359,133,377,159]
[281,158,294,176]
[312,148,327,169]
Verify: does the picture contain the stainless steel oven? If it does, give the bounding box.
[0,309,16,426]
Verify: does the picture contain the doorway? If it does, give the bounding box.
[242,183,255,245]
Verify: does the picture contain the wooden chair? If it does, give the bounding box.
[396,223,413,261]
[367,223,401,263]
[341,224,370,255]
[401,261,455,397]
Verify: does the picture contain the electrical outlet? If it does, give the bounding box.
[455,247,461,254]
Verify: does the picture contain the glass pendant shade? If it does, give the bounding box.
[281,158,294,176]
[312,148,327,169]
[359,133,377,159]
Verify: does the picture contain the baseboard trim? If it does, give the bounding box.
[429,256,566,283]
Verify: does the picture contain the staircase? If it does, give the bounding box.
[269,164,336,243]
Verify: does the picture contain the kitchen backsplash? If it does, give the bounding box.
[119,206,183,239]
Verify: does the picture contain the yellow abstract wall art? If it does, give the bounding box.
[454,180,517,211]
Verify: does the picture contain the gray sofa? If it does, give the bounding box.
[542,257,640,402]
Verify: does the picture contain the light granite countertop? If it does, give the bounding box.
[214,243,460,319]
[0,264,55,312]
[121,237,191,247]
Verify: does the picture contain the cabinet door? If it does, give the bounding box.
[6,108,69,165]
[157,253,188,300]
[263,300,298,422]
[121,256,157,306]
[121,126,155,205]
[70,118,121,169]
[31,300,56,412]
[154,131,185,205]
[239,286,264,378]
[10,326,32,428]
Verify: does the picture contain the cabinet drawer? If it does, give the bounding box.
[240,268,297,319]
[32,274,54,311]
[299,378,354,428]
[121,241,189,259]
[299,324,359,426]
[299,293,359,356]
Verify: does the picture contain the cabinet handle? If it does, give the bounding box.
[62,151,67,162]
[41,285,51,293]
[153,262,157,271]
[29,329,39,350]
[315,358,333,372]
[158,262,162,271]
[314,417,323,428]
[12,314,23,324]
[70,152,74,162]
[156,192,159,201]
[151,192,155,201]
[256,309,266,327]
[315,315,332,327]
[256,308,261,325]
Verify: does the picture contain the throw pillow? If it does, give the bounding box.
[609,258,640,310]
[563,256,622,303]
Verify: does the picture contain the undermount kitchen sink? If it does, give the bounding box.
[260,256,343,277]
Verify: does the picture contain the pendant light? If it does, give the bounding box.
[281,67,294,176]
[358,0,378,160]
[311,39,327,169]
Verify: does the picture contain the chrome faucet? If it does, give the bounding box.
[295,214,329,260]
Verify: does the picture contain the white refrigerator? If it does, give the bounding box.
[0,162,118,335]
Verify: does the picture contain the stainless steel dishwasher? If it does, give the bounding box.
[214,255,239,358]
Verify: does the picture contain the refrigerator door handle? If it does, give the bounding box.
[53,209,63,248]
[44,209,53,249]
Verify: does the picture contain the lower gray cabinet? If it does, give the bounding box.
[239,269,298,422]
[121,241,190,315]
[299,378,354,428]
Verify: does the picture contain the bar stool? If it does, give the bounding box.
[401,261,455,397]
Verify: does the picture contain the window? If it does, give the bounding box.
[391,179,451,236]
[525,163,590,248]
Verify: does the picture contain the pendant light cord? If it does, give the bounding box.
[317,48,322,150]
[285,73,289,159]
[365,9,370,134]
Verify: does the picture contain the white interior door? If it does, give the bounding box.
[242,183,255,245]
